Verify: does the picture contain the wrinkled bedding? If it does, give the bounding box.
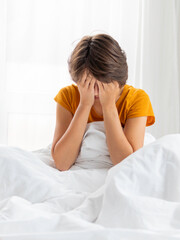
[0,121,180,240]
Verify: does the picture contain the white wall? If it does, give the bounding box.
[0,0,139,151]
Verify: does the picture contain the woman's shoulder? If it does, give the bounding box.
[122,84,150,103]
[54,83,80,115]
[124,83,148,95]
[55,83,79,99]
[122,83,155,126]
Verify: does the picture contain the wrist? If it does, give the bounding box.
[78,103,92,111]
[102,103,116,112]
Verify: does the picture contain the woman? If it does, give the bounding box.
[51,34,155,171]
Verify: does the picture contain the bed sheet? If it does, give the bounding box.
[0,121,180,240]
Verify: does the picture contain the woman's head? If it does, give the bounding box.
[68,34,128,88]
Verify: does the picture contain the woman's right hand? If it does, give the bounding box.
[77,71,96,108]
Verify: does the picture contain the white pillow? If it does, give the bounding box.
[144,132,156,145]
[33,121,156,169]
[75,121,156,169]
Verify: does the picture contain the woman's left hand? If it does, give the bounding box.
[97,80,120,108]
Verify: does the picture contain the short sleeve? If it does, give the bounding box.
[54,86,73,114]
[126,90,155,126]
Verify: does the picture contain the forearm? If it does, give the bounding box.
[102,105,133,165]
[53,104,91,171]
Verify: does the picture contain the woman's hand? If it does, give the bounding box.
[77,71,96,108]
[97,80,121,108]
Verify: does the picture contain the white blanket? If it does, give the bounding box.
[0,121,180,240]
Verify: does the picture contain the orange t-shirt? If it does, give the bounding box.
[54,83,155,127]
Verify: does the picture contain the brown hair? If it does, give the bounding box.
[67,34,128,87]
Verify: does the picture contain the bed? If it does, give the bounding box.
[0,121,180,240]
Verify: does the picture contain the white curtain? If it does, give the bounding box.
[135,0,180,139]
[0,0,179,150]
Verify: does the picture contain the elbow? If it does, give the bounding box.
[55,161,70,172]
[112,149,134,166]
[132,144,144,153]
[51,148,71,172]
[122,149,134,161]
[124,147,134,158]
[53,156,70,171]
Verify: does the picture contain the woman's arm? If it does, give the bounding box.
[102,104,147,166]
[52,72,96,171]
[96,80,147,166]
[52,103,91,171]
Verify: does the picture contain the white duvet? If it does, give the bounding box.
[0,121,180,240]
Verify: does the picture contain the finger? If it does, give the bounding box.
[85,74,93,83]
[112,80,118,87]
[97,81,104,91]
[108,81,113,86]
[89,78,96,89]
[83,70,91,85]
[102,82,108,90]
[77,72,86,85]
[106,81,114,89]
[85,74,93,85]
[81,72,89,85]
[114,80,119,86]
